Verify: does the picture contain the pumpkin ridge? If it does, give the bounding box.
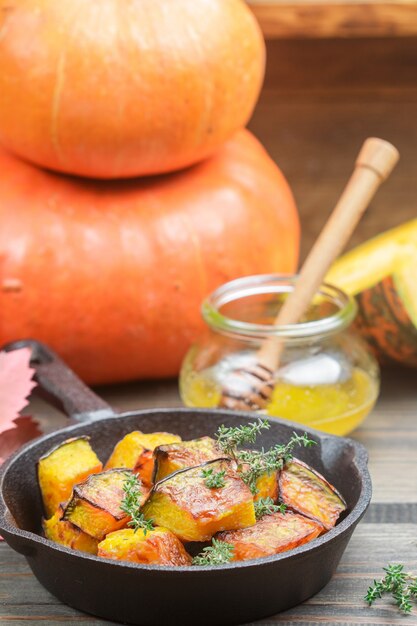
[50,49,67,165]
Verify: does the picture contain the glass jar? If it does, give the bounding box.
[179,274,380,436]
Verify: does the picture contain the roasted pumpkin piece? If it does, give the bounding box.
[63,469,148,540]
[237,451,279,502]
[105,431,181,487]
[251,471,279,502]
[131,449,154,488]
[279,459,347,530]
[153,436,222,482]
[217,511,323,561]
[143,460,255,542]
[38,436,102,518]
[98,527,192,566]
[42,505,98,554]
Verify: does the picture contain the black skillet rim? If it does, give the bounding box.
[0,407,372,572]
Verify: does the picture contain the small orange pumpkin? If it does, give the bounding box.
[0,0,265,179]
[0,130,299,383]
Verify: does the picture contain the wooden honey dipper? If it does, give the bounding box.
[219,137,400,411]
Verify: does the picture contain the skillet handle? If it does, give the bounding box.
[2,339,116,423]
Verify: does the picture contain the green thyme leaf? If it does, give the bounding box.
[120,473,154,536]
[192,539,234,566]
[254,497,286,520]
[216,419,270,458]
[365,564,417,615]
[201,467,227,489]
[270,432,317,465]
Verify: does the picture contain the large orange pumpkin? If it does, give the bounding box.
[0,0,265,179]
[0,130,299,384]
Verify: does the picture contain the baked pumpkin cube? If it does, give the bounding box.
[279,459,347,530]
[98,527,192,566]
[153,436,222,482]
[43,505,98,554]
[253,471,279,502]
[238,450,279,502]
[217,510,323,561]
[63,469,148,540]
[238,463,279,502]
[143,460,255,542]
[105,431,181,487]
[38,436,102,517]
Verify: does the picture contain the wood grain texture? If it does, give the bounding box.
[248,37,417,261]
[248,0,417,39]
[261,37,417,94]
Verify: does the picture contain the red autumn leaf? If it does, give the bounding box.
[0,415,42,539]
[0,347,36,435]
[0,349,38,539]
[0,415,42,465]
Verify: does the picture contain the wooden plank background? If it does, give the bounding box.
[248,37,417,260]
[248,0,417,38]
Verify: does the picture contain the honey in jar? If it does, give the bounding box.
[180,275,379,436]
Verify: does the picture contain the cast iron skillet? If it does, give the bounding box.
[0,340,372,626]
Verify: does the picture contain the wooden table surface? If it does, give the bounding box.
[1,364,416,625]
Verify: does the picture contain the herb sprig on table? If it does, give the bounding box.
[365,564,417,615]
[120,473,154,535]
[216,419,316,495]
[192,539,234,566]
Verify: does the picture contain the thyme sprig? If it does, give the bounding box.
[365,564,417,614]
[216,419,270,459]
[270,432,318,464]
[201,467,227,489]
[120,473,154,535]
[192,539,234,566]
[254,497,287,520]
[216,421,316,495]
[237,433,316,495]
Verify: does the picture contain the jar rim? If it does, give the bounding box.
[201,274,358,340]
